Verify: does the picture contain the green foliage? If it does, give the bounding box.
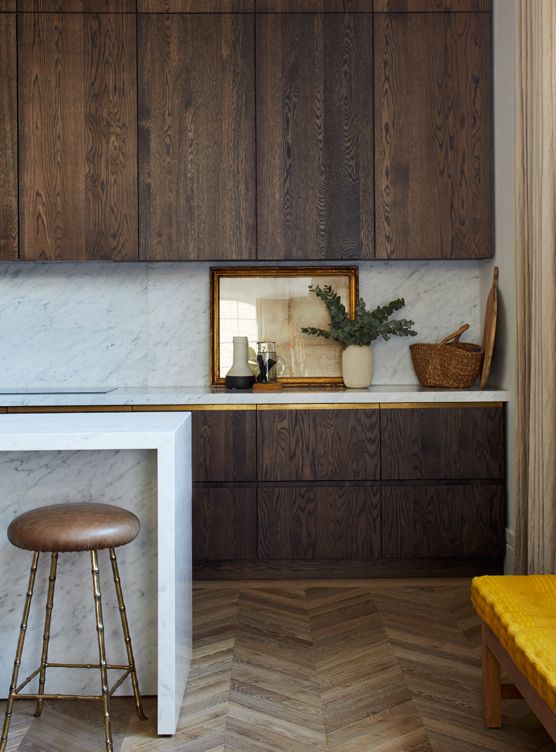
[301,284,417,347]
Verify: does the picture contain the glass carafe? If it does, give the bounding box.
[256,341,285,383]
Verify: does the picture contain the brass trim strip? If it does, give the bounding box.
[379,402,504,410]
[256,403,380,411]
[0,402,505,413]
[131,404,256,411]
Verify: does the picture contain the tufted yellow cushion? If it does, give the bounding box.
[471,575,556,713]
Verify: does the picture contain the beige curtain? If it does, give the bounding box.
[515,0,556,573]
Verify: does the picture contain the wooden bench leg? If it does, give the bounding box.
[482,624,502,727]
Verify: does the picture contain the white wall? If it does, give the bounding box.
[484,0,516,571]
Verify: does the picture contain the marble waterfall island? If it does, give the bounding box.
[0,411,192,736]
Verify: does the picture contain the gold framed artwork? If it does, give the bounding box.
[210,266,359,386]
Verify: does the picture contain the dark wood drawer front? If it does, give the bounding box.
[193,487,256,561]
[192,410,256,482]
[258,485,381,560]
[382,484,505,558]
[381,407,504,480]
[257,409,380,481]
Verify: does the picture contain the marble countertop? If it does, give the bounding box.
[0,385,509,407]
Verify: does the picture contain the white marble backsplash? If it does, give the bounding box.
[0,261,481,387]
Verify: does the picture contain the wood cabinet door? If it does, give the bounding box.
[374,0,490,9]
[138,13,256,260]
[18,13,138,260]
[258,485,381,559]
[381,406,504,480]
[256,1,372,9]
[193,486,257,560]
[18,1,136,10]
[382,484,505,558]
[192,409,257,482]
[139,0,251,9]
[256,12,374,260]
[374,11,492,259]
[258,408,380,481]
[0,13,17,259]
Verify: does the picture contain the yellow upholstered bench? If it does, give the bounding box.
[471,575,556,742]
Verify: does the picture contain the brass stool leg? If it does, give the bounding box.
[34,552,58,718]
[90,550,113,752]
[0,551,40,752]
[109,548,147,721]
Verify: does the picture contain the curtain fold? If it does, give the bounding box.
[515,0,556,573]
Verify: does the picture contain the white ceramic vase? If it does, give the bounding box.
[342,345,373,388]
[225,336,255,389]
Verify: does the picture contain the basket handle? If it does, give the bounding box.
[441,324,470,345]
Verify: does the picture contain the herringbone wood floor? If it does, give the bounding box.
[2,580,555,751]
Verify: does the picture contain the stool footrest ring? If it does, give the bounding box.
[14,664,134,700]
[14,663,132,699]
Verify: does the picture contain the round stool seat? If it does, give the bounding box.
[7,503,140,553]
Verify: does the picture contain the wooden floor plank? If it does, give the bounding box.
[0,581,554,751]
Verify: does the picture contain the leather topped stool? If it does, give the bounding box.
[1,503,147,752]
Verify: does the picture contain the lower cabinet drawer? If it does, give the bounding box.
[258,485,381,560]
[193,486,257,560]
[382,484,506,558]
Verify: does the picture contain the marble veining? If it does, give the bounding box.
[0,260,483,389]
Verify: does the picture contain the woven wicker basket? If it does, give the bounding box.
[410,324,484,388]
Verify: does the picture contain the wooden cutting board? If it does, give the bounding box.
[480,266,498,388]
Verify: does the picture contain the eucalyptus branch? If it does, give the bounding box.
[301,284,417,347]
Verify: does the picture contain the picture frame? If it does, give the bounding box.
[210,266,359,386]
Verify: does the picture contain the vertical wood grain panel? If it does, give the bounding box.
[0,2,16,11]
[374,12,492,258]
[18,1,136,10]
[256,12,374,260]
[139,0,252,10]
[258,409,380,481]
[256,0,373,10]
[138,14,256,260]
[193,486,257,560]
[381,407,504,480]
[258,485,381,559]
[192,410,257,482]
[0,13,17,259]
[382,484,505,557]
[19,13,138,260]
[374,0,490,10]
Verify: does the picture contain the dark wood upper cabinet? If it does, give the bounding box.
[256,12,374,260]
[258,408,380,481]
[256,0,372,10]
[382,484,505,558]
[374,0,490,9]
[18,13,138,261]
[138,13,256,261]
[0,1,15,11]
[381,406,504,480]
[258,485,381,559]
[192,409,257,482]
[138,0,252,10]
[374,11,492,259]
[0,13,17,260]
[193,486,257,560]
[18,1,136,10]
